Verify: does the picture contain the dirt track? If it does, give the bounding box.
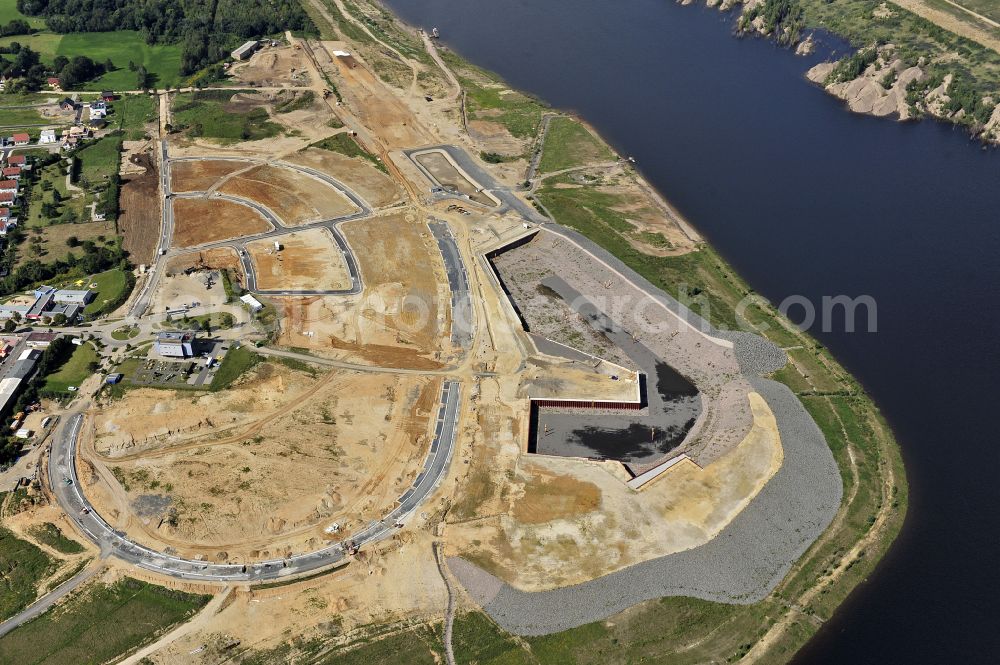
[119,153,161,265]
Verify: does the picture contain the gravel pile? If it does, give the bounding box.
[717,331,788,376]
[449,378,842,636]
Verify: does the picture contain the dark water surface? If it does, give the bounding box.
[384,0,1000,661]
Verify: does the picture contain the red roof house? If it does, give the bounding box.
[0,192,14,204]
[6,155,26,166]
[10,133,30,146]
[2,167,20,179]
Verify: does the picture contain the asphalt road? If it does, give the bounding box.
[45,381,461,583]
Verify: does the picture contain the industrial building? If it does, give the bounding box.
[0,286,91,321]
[232,40,259,61]
[155,332,195,358]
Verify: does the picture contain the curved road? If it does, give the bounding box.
[130,150,376,318]
[47,381,461,583]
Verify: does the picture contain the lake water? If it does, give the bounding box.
[383,0,1000,660]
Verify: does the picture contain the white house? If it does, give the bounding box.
[38,129,57,145]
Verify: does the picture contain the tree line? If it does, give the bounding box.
[16,0,317,75]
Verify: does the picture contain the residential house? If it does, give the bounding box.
[89,105,106,120]
[38,129,57,144]
[59,97,76,111]
[10,134,29,147]
[88,118,107,130]
[0,192,15,205]
[1,167,20,180]
[0,180,17,194]
[6,155,26,168]
[0,208,8,222]
[100,91,115,101]
[46,77,62,91]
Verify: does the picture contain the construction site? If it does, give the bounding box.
[0,6,852,663]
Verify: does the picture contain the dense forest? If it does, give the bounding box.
[15,0,317,74]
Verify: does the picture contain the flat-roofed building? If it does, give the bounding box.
[232,40,259,61]
[155,331,195,358]
[53,289,93,305]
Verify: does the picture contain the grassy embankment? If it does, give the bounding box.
[209,345,262,391]
[288,3,907,662]
[312,132,387,173]
[0,577,210,663]
[0,526,57,622]
[535,116,614,174]
[171,90,282,143]
[25,523,85,555]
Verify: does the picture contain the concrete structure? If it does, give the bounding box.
[154,331,194,358]
[240,294,263,312]
[232,40,259,61]
[38,129,57,145]
[53,289,93,306]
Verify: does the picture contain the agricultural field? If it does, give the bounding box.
[0,578,210,664]
[0,31,184,90]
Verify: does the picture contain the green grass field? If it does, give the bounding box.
[83,268,129,316]
[42,342,98,394]
[111,94,158,140]
[0,106,47,128]
[75,134,122,187]
[24,162,93,230]
[209,345,261,391]
[0,0,47,29]
[0,577,210,664]
[110,325,139,341]
[0,31,183,91]
[537,117,615,173]
[172,91,282,143]
[0,527,56,622]
[26,523,85,555]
